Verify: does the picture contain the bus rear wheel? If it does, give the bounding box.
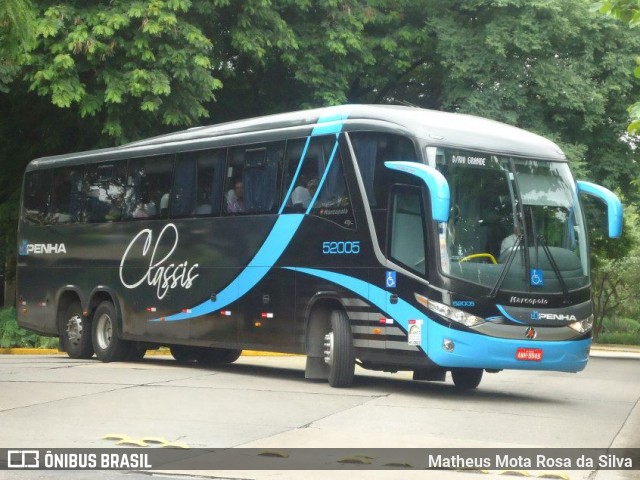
[194,347,242,365]
[170,345,197,362]
[324,309,355,388]
[91,301,132,362]
[451,368,483,390]
[60,301,94,359]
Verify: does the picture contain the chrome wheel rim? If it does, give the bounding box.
[66,315,83,346]
[96,313,113,350]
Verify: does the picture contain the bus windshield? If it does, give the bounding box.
[436,149,589,294]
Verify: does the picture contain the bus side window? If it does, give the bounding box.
[388,186,427,275]
[224,142,283,215]
[23,170,51,225]
[282,135,355,228]
[350,132,418,209]
[49,167,84,225]
[172,148,226,217]
[124,156,173,220]
[83,162,126,223]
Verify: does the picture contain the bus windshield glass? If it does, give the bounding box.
[436,149,589,294]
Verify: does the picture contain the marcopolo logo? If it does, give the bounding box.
[19,240,66,255]
[531,311,577,322]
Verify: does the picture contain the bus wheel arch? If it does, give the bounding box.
[304,297,355,387]
[57,290,93,359]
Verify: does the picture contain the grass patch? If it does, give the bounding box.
[596,317,640,345]
[0,307,59,348]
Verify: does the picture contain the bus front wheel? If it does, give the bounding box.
[324,309,355,388]
[91,301,132,362]
[60,301,94,359]
[451,368,483,390]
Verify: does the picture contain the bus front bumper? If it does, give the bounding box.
[425,322,591,373]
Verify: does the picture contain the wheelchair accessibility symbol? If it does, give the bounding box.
[530,268,544,287]
[386,271,397,289]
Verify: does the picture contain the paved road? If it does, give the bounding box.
[0,350,638,480]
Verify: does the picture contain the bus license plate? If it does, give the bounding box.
[516,348,543,361]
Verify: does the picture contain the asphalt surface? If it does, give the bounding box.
[0,350,638,480]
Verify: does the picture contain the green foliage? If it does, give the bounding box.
[0,0,36,92]
[0,308,58,348]
[595,0,640,133]
[25,1,222,143]
[596,332,640,345]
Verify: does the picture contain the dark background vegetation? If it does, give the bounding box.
[0,0,638,345]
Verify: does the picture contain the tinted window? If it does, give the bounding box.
[123,156,173,220]
[350,133,418,208]
[172,149,226,217]
[83,162,127,222]
[224,142,284,215]
[283,135,355,228]
[23,170,51,225]
[389,186,426,275]
[50,167,84,224]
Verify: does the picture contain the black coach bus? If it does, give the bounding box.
[16,105,623,389]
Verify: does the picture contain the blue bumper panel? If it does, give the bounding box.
[426,321,591,373]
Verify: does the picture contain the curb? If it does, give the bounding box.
[2,345,638,356]
[0,348,293,356]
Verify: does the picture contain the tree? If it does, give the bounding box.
[596,0,640,133]
[24,1,222,143]
[0,0,35,92]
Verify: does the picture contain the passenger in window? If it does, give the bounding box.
[160,192,170,217]
[291,178,318,209]
[226,180,245,213]
[133,192,156,218]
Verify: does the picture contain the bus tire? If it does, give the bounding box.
[326,309,355,388]
[451,368,483,390]
[194,347,242,365]
[170,345,197,362]
[91,301,132,362]
[60,301,94,359]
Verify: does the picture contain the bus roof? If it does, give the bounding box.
[26,104,566,170]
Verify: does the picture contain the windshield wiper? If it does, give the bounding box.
[536,234,570,302]
[488,234,523,299]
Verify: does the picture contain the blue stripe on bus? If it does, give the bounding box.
[496,305,527,325]
[305,136,339,214]
[279,136,312,214]
[278,108,350,213]
[287,267,590,372]
[284,266,430,356]
[152,214,304,322]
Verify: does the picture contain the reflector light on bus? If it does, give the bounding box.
[261,312,274,319]
[220,310,232,316]
[254,322,262,327]
[146,307,157,313]
[373,328,382,335]
[181,308,192,313]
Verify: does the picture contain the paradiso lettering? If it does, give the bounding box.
[119,223,199,300]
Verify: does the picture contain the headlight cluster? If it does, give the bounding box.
[415,294,485,327]
[568,315,594,333]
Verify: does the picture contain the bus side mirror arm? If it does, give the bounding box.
[384,161,450,223]
[576,180,623,239]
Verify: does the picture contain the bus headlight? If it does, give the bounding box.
[415,294,485,327]
[568,315,594,334]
